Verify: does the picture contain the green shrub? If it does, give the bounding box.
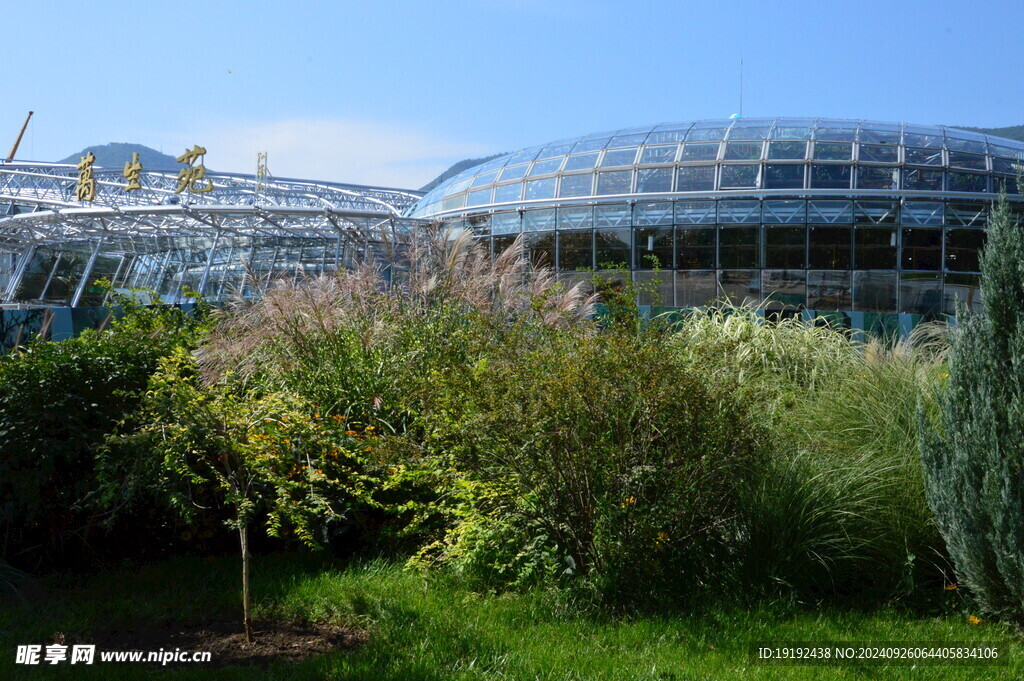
[921,198,1024,623]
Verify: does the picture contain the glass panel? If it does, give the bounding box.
[522,208,556,232]
[724,141,763,160]
[809,226,851,269]
[558,173,593,198]
[676,270,717,307]
[639,144,678,164]
[856,166,898,190]
[676,166,716,192]
[634,201,673,226]
[764,164,804,189]
[675,200,716,224]
[718,199,761,223]
[993,176,1020,194]
[636,167,673,193]
[762,270,806,309]
[572,138,611,153]
[808,200,853,223]
[685,125,727,142]
[902,168,943,190]
[601,147,638,167]
[528,157,563,176]
[466,213,490,236]
[902,201,943,225]
[719,164,760,189]
[563,152,601,171]
[813,142,852,160]
[536,142,574,159]
[445,178,472,195]
[471,170,499,187]
[810,165,851,189]
[441,193,467,211]
[946,201,987,227]
[901,228,942,270]
[681,143,719,161]
[500,163,529,181]
[947,172,987,193]
[813,125,856,141]
[718,270,760,304]
[558,229,593,270]
[904,147,942,165]
[858,144,899,163]
[948,152,987,170]
[610,133,648,147]
[770,122,812,140]
[647,123,691,144]
[944,134,987,154]
[945,229,985,272]
[858,125,901,145]
[525,178,556,200]
[899,272,942,316]
[767,140,807,160]
[676,227,716,268]
[635,226,673,269]
[944,273,982,315]
[594,203,632,228]
[719,226,760,268]
[766,225,806,268]
[855,227,897,269]
[854,270,897,313]
[727,121,773,140]
[467,187,492,207]
[807,271,852,310]
[903,127,943,148]
[491,212,521,235]
[558,205,593,230]
[763,199,806,223]
[508,148,541,165]
[526,231,556,268]
[596,170,633,195]
[633,270,674,306]
[855,200,899,224]
[595,228,631,269]
[493,182,523,203]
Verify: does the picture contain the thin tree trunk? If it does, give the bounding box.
[239,523,253,644]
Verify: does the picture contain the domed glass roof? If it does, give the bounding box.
[407,117,1024,219]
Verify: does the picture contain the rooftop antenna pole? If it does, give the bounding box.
[7,111,34,161]
[739,59,743,118]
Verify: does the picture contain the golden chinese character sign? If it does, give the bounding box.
[175,145,214,194]
[123,152,143,191]
[76,152,96,202]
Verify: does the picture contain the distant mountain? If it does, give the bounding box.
[59,143,182,170]
[420,153,505,192]
[959,125,1024,143]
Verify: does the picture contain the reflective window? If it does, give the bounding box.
[558,230,593,270]
[636,167,673,193]
[770,122,812,140]
[946,201,986,227]
[766,226,806,268]
[858,126,901,145]
[471,170,499,188]
[491,212,521,235]
[558,174,593,198]
[854,271,897,313]
[944,273,982,315]
[525,178,556,201]
[445,178,472,195]
[855,200,898,224]
[508,148,541,165]
[808,200,853,223]
[675,200,716,224]
[946,229,985,272]
[727,122,773,140]
[945,135,986,154]
[814,125,856,141]
[993,176,1020,194]
[572,138,610,153]
[724,141,762,160]
[563,152,600,171]
[719,164,760,189]
[902,201,943,225]
[594,204,631,228]
[807,271,852,310]
[948,152,987,171]
[634,201,673,226]
[685,125,727,142]
[596,170,632,195]
[767,141,807,160]
[855,227,897,269]
[719,226,760,268]
[676,166,716,192]
[903,128,943,148]
[813,142,852,160]
[633,270,674,306]
[493,182,523,203]
[635,226,673,269]
[901,228,942,270]
[499,164,529,181]
[857,166,898,190]
[536,142,574,159]
[681,143,719,161]
[899,272,942,316]
[522,208,556,232]
[947,172,987,193]
[595,228,631,269]
[676,271,717,307]
[810,165,851,189]
[809,226,851,269]
[528,157,563,176]
[718,270,760,304]
[718,199,761,223]
[526,232,556,268]
[858,144,899,163]
[763,199,806,223]
[904,147,942,165]
[639,145,678,164]
[601,147,638,167]
[557,205,593,230]
[610,133,648,147]
[677,227,716,268]
[441,193,467,211]
[765,164,804,189]
[762,270,806,309]
[466,188,492,207]
[902,169,943,191]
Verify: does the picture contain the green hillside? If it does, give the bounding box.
[958,125,1024,142]
[59,143,182,170]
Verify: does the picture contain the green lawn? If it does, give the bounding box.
[1,555,1019,680]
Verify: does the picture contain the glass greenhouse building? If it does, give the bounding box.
[409,117,1024,334]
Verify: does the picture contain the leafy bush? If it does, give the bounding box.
[921,198,1024,623]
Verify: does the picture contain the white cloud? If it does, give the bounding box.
[185,118,492,189]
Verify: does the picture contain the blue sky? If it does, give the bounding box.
[3,0,1022,187]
